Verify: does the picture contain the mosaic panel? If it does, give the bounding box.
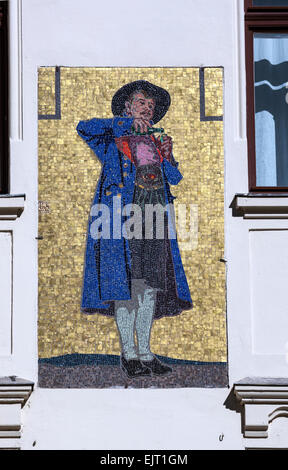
[38,67,227,388]
[38,67,56,116]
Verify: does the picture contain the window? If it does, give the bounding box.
[252,1,288,6]
[245,0,288,190]
[0,2,8,194]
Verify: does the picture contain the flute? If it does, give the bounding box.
[132,126,166,142]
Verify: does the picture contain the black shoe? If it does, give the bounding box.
[120,355,152,378]
[141,356,172,376]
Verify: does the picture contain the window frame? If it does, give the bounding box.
[246,0,288,10]
[245,0,288,191]
[0,2,8,194]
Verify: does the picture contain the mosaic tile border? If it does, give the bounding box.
[38,66,61,120]
[38,354,228,388]
[199,67,223,122]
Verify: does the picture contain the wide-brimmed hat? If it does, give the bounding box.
[111,80,171,124]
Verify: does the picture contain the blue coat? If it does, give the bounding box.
[76,116,192,316]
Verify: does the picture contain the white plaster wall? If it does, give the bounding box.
[0,232,12,356]
[4,0,285,449]
[20,388,243,450]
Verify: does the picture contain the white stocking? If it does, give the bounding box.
[115,306,137,360]
[135,285,155,362]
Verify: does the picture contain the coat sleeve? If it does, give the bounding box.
[76,117,133,164]
[162,157,183,185]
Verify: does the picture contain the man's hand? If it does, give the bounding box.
[133,118,150,133]
[156,135,173,161]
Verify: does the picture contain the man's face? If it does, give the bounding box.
[125,92,155,121]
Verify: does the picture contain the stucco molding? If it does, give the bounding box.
[234,378,288,438]
[0,194,25,220]
[232,194,288,219]
[9,0,23,141]
[0,376,33,450]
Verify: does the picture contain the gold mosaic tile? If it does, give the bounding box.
[38,67,56,116]
[204,68,223,117]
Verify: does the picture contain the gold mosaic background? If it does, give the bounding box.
[38,67,226,362]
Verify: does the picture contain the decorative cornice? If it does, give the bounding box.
[0,195,25,220]
[232,194,288,218]
[0,376,34,407]
[234,378,288,439]
[0,377,34,449]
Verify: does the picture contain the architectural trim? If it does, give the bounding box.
[0,376,33,406]
[232,194,288,218]
[0,194,25,220]
[234,378,288,439]
[0,376,34,450]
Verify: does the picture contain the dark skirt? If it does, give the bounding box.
[129,184,192,319]
[130,184,168,290]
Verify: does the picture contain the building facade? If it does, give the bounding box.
[1,0,288,450]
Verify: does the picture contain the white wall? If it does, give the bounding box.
[4,0,287,450]
[20,388,242,450]
[0,232,12,356]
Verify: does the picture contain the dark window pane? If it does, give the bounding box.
[253,0,288,5]
[254,33,288,186]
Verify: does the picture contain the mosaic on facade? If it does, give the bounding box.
[38,67,227,388]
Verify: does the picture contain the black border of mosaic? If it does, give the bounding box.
[38,66,61,120]
[199,67,223,122]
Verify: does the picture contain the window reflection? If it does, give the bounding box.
[254,33,288,186]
